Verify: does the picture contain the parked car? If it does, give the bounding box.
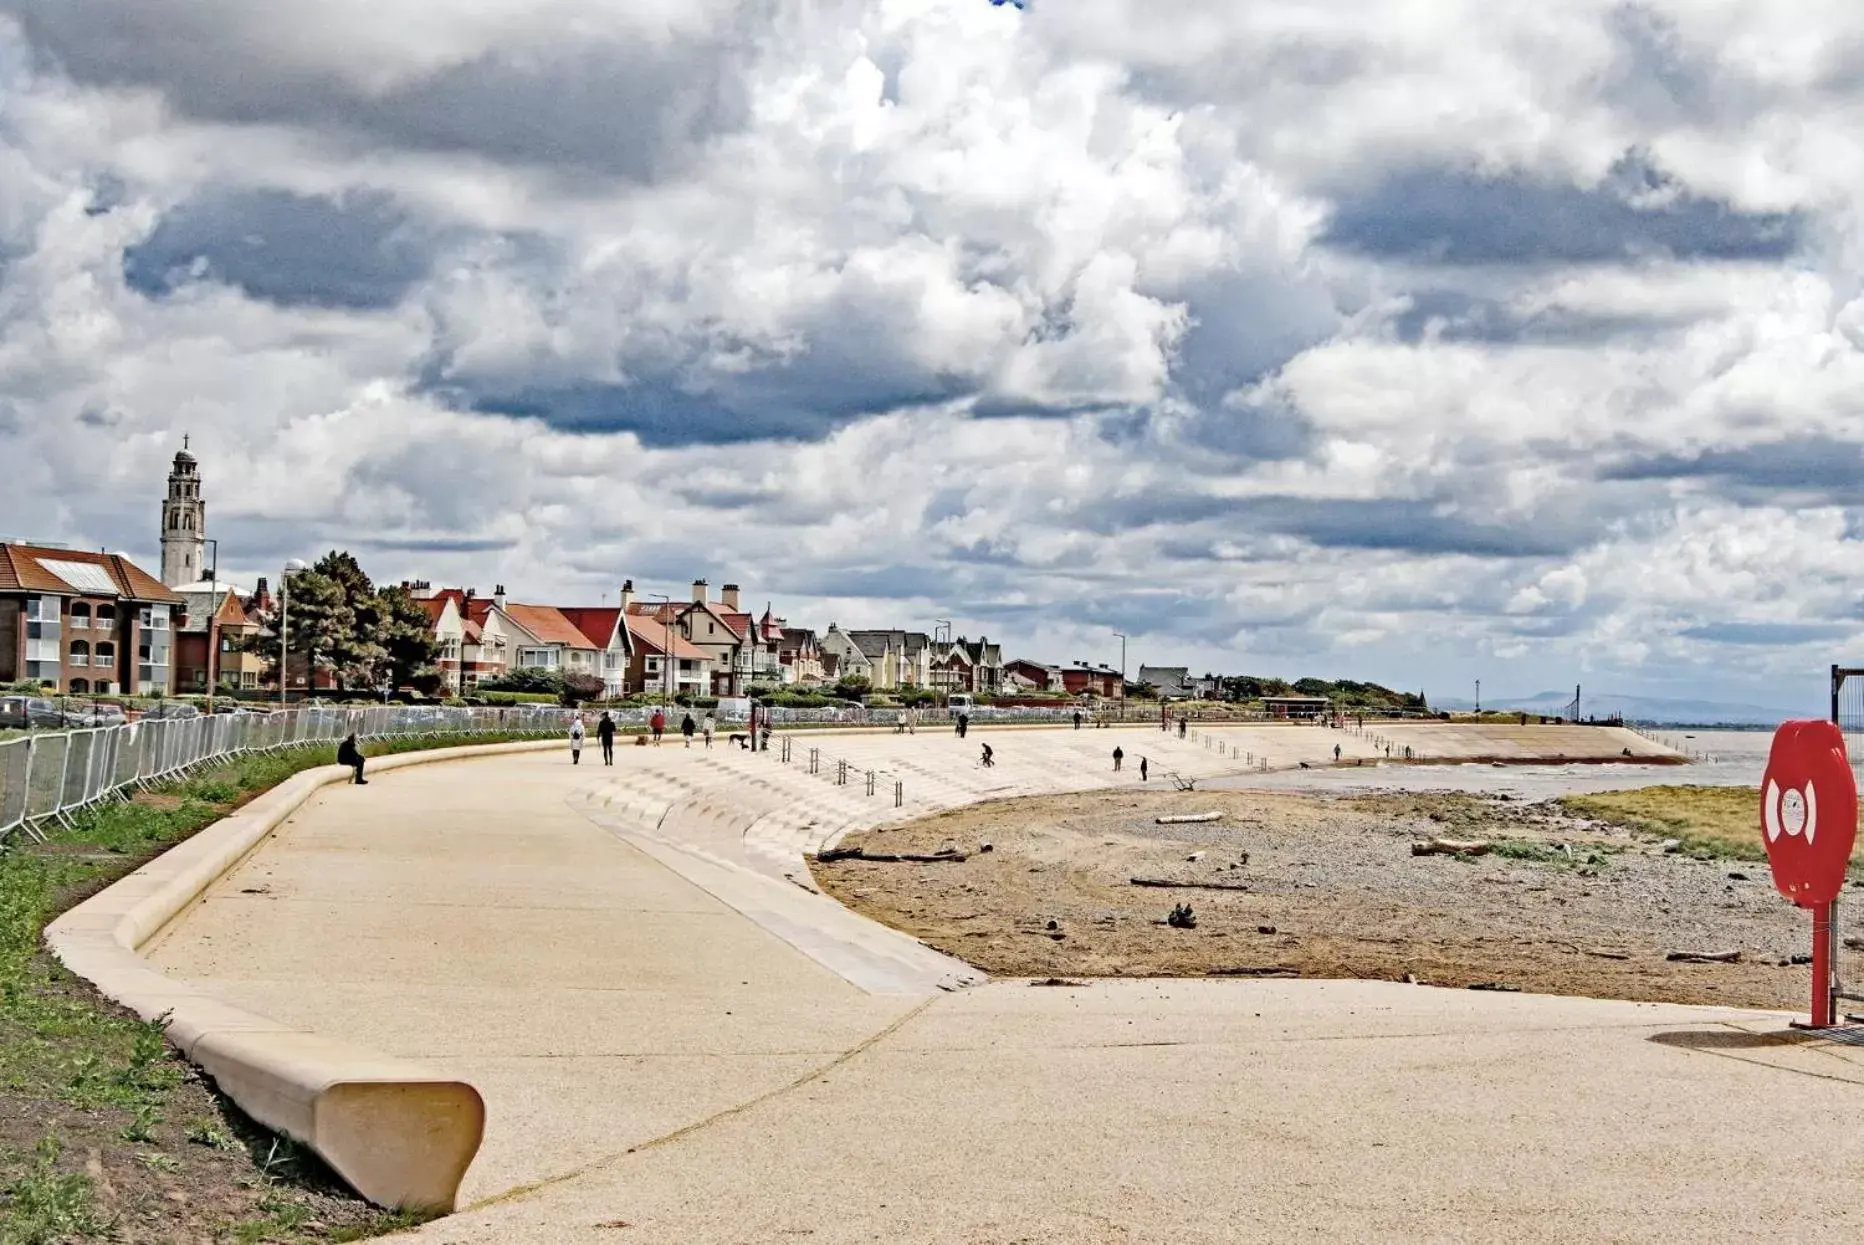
[139,702,201,721]
[62,702,128,728]
[0,696,67,729]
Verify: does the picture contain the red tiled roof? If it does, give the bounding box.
[0,543,181,602]
[557,607,623,651]
[504,603,597,650]
[623,614,711,661]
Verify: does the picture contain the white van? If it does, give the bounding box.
[947,694,973,716]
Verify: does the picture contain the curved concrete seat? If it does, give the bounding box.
[45,740,561,1211]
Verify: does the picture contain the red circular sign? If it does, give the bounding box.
[1760,720,1857,907]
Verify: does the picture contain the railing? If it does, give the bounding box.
[0,704,588,846]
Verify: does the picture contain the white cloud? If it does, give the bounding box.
[2,2,1863,711]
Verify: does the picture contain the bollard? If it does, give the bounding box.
[838,759,848,786]
[895,780,903,808]
[866,769,876,797]
[810,747,819,774]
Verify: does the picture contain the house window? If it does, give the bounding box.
[94,641,115,665]
[96,604,116,625]
[24,595,61,682]
[137,603,172,693]
[519,648,559,669]
[69,640,90,667]
[69,603,91,630]
[69,678,89,694]
[645,656,661,674]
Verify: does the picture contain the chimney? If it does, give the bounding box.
[493,584,506,610]
[464,586,476,600]
[691,578,708,604]
[721,583,740,611]
[619,579,634,610]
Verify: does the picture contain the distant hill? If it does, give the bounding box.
[1217,676,1425,711]
[1433,691,1806,727]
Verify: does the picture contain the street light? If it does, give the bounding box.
[1112,632,1127,682]
[279,558,306,709]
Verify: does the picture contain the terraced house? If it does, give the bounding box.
[0,542,182,694]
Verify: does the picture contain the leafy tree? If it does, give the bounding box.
[238,566,352,689]
[375,584,443,693]
[832,675,872,701]
[561,671,605,705]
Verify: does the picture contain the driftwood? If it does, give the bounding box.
[1156,811,1223,825]
[1210,966,1299,978]
[1129,876,1253,892]
[816,846,969,864]
[1666,949,1741,964]
[1411,838,1493,857]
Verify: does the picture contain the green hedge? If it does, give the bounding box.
[477,690,560,705]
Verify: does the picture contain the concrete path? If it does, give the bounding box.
[145,723,1864,1241]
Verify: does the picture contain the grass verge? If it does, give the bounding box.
[1554,785,1798,864]
[0,731,539,1244]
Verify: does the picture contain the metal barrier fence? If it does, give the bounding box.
[0,703,592,846]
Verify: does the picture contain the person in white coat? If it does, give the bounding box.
[569,715,586,765]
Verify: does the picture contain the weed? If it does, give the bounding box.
[184,1118,241,1153]
[120,1103,162,1144]
[134,1151,180,1175]
[2,1133,105,1244]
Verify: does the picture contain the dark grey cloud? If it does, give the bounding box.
[124,189,436,310]
[8,2,758,179]
[1323,152,1801,266]
[1078,492,1589,558]
[1601,438,1864,504]
[352,535,519,554]
[1678,621,1851,646]
[1390,288,1689,345]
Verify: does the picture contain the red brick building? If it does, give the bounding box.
[0,543,182,695]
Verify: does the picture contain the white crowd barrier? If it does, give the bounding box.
[0,704,591,845]
[0,699,1208,844]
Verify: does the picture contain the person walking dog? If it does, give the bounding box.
[597,711,616,765]
[337,732,367,785]
[650,707,666,745]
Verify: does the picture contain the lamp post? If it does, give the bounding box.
[278,558,306,709]
[648,593,672,703]
[202,539,220,712]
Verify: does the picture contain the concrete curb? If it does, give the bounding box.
[45,737,561,1212]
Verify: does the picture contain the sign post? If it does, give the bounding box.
[1759,720,1858,1029]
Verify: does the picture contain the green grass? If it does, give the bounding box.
[0,731,538,1243]
[1555,786,1791,864]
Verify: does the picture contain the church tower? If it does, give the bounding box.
[160,439,206,588]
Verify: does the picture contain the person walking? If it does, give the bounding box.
[569,714,585,765]
[336,732,367,785]
[681,712,696,748]
[1073,710,1082,730]
[1177,717,1188,739]
[1112,745,1124,773]
[1333,743,1342,762]
[702,712,715,748]
[979,742,995,768]
[1139,756,1148,782]
[650,707,666,745]
[597,710,616,765]
[956,712,969,739]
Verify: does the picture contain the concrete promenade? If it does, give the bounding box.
[144,723,1864,1241]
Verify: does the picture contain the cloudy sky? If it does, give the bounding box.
[0,0,1857,710]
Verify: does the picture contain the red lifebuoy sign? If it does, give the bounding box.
[1760,720,1857,907]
